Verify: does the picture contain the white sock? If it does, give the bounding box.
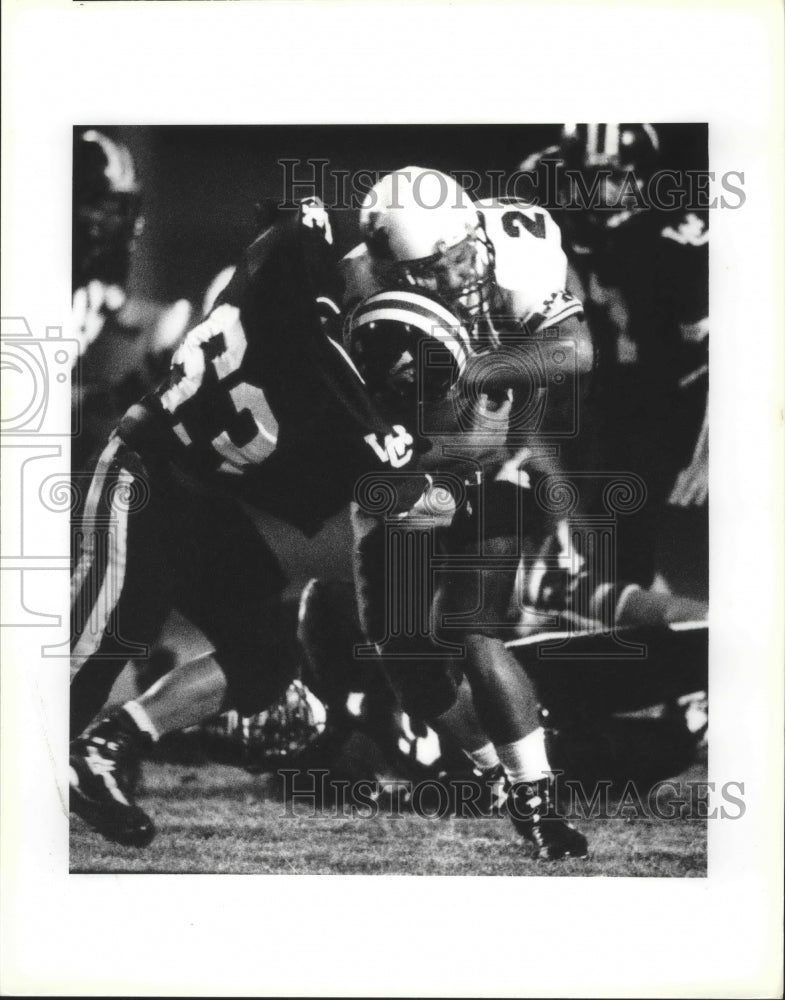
[123,700,160,742]
[466,742,500,772]
[496,727,551,784]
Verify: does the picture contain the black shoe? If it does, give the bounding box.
[70,712,155,848]
[475,763,509,815]
[507,778,588,861]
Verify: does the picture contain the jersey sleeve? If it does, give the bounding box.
[477,198,584,332]
[339,243,382,308]
[142,200,343,475]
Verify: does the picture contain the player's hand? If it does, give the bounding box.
[472,388,513,432]
[669,404,708,506]
[72,280,126,360]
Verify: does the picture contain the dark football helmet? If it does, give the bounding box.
[343,288,472,420]
[557,123,661,249]
[560,123,660,173]
[73,129,142,288]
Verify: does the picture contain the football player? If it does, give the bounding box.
[69,196,428,847]
[343,164,599,487]
[72,129,192,470]
[343,165,593,359]
[340,167,596,859]
[521,124,709,586]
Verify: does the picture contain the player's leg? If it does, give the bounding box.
[614,585,707,628]
[113,579,291,750]
[70,437,172,737]
[122,652,229,737]
[298,566,502,784]
[350,500,498,769]
[175,489,293,722]
[69,440,172,846]
[74,485,294,847]
[429,672,498,762]
[435,487,546,749]
[436,487,588,859]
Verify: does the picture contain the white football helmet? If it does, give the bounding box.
[360,167,495,324]
[201,681,328,769]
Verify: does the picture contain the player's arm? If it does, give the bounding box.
[458,311,594,402]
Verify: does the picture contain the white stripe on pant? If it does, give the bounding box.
[70,436,133,678]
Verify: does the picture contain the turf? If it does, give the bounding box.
[70,755,707,876]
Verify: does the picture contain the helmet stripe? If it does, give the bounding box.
[356,290,473,355]
[82,129,137,193]
[641,123,660,152]
[606,123,620,158]
[586,123,598,160]
[352,305,469,372]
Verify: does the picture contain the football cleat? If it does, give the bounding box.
[507,778,588,861]
[475,762,510,814]
[69,712,155,848]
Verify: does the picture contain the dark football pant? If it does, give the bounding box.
[70,435,289,737]
[350,483,523,721]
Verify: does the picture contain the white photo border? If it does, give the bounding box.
[1,0,783,996]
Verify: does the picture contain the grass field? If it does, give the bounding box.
[70,751,707,876]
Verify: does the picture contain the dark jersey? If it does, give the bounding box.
[520,147,708,383]
[72,288,192,472]
[117,199,424,535]
[568,208,708,383]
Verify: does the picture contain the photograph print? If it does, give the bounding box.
[67,123,713,876]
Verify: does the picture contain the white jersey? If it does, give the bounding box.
[341,199,583,334]
[476,198,582,331]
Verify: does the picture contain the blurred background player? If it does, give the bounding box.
[520,124,709,592]
[72,129,192,470]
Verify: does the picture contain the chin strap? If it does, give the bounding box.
[471,311,502,351]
